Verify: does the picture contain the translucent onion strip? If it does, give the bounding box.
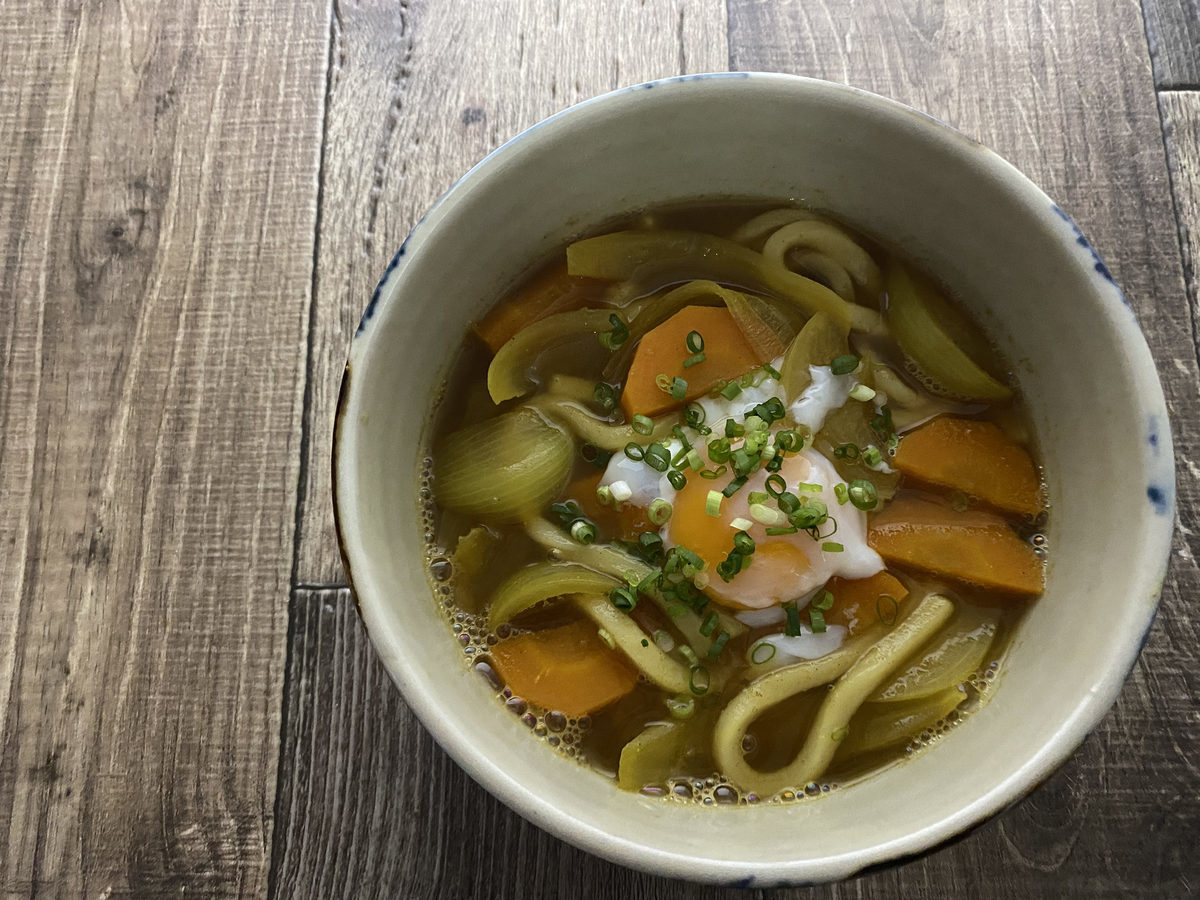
[712,593,954,796]
[528,395,680,451]
[487,562,621,631]
[487,308,616,403]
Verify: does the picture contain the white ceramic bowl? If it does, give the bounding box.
[333,74,1174,886]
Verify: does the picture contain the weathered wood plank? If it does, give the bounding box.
[1142,0,1200,88]
[0,1,328,894]
[294,0,729,585]
[274,591,1197,898]
[724,0,1200,894]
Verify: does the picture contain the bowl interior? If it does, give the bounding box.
[335,75,1174,885]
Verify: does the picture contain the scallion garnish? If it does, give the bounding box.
[834,443,860,461]
[721,475,748,498]
[631,413,654,435]
[762,362,782,380]
[720,381,742,401]
[777,492,801,514]
[644,442,671,472]
[705,490,724,517]
[765,473,787,497]
[833,483,849,505]
[822,541,844,553]
[749,503,783,526]
[747,490,770,506]
[733,530,755,555]
[593,381,618,413]
[796,482,822,493]
[595,484,614,507]
[707,631,730,659]
[599,313,629,350]
[624,442,644,461]
[783,602,802,637]
[849,383,876,402]
[678,644,700,666]
[876,594,899,626]
[685,402,706,430]
[707,437,731,463]
[830,353,860,375]
[610,586,637,612]
[699,612,718,637]
[667,469,687,490]
[774,429,801,452]
[809,608,827,633]
[686,330,705,354]
[847,479,878,510]
[665,696,695,719]
[571,520,597,544]
[689,665,711,695]
[647,498,673,526]
[682,352,707,368]
[750,641,776,664]
[813,590,835,611]
[728,517,754,532]
[699,466,725,480]
[669,376,688,401]
[765,525,798,536]
[862,445,883,467]
[653,630,675,652]
[725,419,745,439]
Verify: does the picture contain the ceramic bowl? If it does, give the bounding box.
[332,73,1174,886]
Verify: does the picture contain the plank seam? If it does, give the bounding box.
[270,0,340,892]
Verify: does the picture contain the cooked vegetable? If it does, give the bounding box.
[488,308,616,403]
[822,571,910,634]
[434,408,573,522]
[868,494,1044,597]
[893,416,1043,516]
[487,562,620,631]
[713,592,955,794]
[529,393,680,451]
[779,311,849,398]
[725,291,804,358]
[475,262,600,352]
[886,261,1011,402]
[617,712,715,790]
[566,230,882,332]
[870,604,998,702]
[815,402,900,500]
[621,306,766,417]
[838,686,966,757]
[490,619,639,716]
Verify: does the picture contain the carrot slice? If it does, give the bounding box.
[474,262,602,353]
[621,306,767,418]
[489,619,639,716]
[822,572,910,634]
[867,494,1044,598]
[893,416,1043,517]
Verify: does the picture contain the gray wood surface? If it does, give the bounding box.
[1143,0,1200,88]
[0,0,328,895]
[293,0,729,586]
[1,0,1198,896]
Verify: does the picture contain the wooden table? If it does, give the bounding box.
[3,1,1197,896]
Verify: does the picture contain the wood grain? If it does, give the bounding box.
[274,591,1198,898]
[1142,0,1200,88]
[0,0,328,894]
[293,0,730,586]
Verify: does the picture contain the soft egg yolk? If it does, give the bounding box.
[667,450,879,610]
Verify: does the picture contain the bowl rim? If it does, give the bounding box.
[331,71,1176,886]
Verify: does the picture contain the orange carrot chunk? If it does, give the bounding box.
[893,416,1044,517]
[621,306,767,418]
[823,571,910,634]
[475,263,601,353]
[489,619,639,716]
[868,494,1044,598]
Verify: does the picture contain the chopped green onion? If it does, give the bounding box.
[609,480,633,503]
[720,381,742,401]
[848,479,878,510]
[581,442,612,468]
[833,483,849,505]
[774,430,801,452]
[831,725,849,743]
[834,443,860,460]
[644,442,671,472]
[765,525,798,536]
[750,641,776,664]
[699,612,719,637]
[570,520,597,544]
[671,445,691,467]
[777,492,801,514]
[707,631,731,659]
[699,466,726,480]
[665,696,695,719]
[631,413,654,435]
[765,474,787,497]
[609,587,637,612]
[862,445,883,467]
[684,448,704,471]
[689,665,711,695]
[716,554,742,582]
[678,644,700,666]
[667,469,687,490]
[655,373,672,392]
[730,448,754,476]
[683,352,707,368]
[849,383,877,402]
[707,437,732,463]
[640,638,649,647]
[599,314,629,350]
[705,490,724,517]
[729,516,754,532]
[783,602,803,637]
[653,630,675,652]
[749,503,783,526]
[593,382,618,413]
[668,376,688,401]
[597,627,615,649]
[624,442,644,461]
[797,482,822,493]
[649,498,673,525]
[870,406,895,438]
[830,353,860,375]
[685,402,706,430]
[762,362,782,380]
[809,608,827,633]
[721,476,748,498]
[733,531,755,554]
[822,541,844,553]
[686,330,705,353]
[877,594,899,626]
[765,455,784,472]
[725,419,745,438]
[596,484,614,506]
[748,491,769,505]
[813,590,835,611]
